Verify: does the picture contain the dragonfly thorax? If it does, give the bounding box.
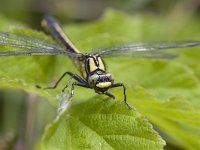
[85,55,105,75]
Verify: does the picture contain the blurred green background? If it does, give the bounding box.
[1,0,200,27]
[0,0,200,150]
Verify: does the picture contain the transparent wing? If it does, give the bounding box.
[0,31,80,57]
[92,41,200,59]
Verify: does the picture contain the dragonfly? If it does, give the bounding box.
[0,16,200,109]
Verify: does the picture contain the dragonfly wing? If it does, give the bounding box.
[0,31,64,50]
[0,50,69,56]
[0,48,82,57]
[92,41,200,59]
[0,31,80,57]
[99,51,178,59]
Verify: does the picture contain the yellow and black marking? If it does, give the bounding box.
[86,55,105,74]
[41,17,80,54]
[40,16,132,109]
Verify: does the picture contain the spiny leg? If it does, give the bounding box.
[69,82,90,98]
[104,91,115,100]
[111,83,132,109]
[36,71,71,89]
[66,72,86,83]
[61,73,88,92]
[36,71,86,90]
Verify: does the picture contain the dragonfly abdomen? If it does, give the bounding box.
[42,15,80,54]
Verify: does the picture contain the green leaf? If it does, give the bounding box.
[131,86,200,150]
[39,96,165,150]
[1,9,200,149]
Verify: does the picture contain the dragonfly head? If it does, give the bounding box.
[88,72,114,93]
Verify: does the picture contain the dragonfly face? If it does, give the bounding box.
[0,15,200,109]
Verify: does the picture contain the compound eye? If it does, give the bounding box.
[88,74,99,87]
[107,73,114,82]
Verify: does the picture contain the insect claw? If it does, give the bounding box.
[125,102,133,110]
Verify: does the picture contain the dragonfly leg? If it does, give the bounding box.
[49,72,71,89]
[36,71,70,89]
[69,82,90,98]
[37,71,86,90]
[66,72,86,83]
[104,91,115,100]
[110,83,132,109]
[61,73,88,92]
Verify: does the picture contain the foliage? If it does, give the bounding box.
[0,10,200,149]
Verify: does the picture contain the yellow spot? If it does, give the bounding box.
[96,82,111,88]
[98,57,105,71]
[89,58,98,72]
